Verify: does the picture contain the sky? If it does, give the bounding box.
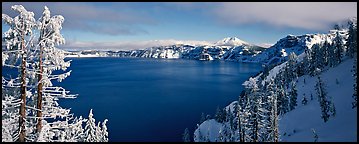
[2,2,357,51]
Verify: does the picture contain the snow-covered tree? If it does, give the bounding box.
[182,128,190,142]
[308,44,320,76]
[352,55,357,108]
[302,94,308,105]
[289,82,298,111]
[286,52,298,80]
[100,119,109,142]
[242,79,270,142]
[237,101,245,142]
[277,84,289,115]
[2,5,36,142]
[84,109,98,142]
[2,5,108,142]
[83,109,108,142]
[332,31,345,65]
[265,78,279,142]
[199,112,206,124]
[315,76,335,122]
[214,106,227,123]
[345,19,357,58]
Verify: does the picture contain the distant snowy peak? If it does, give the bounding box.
[215,37,250,46]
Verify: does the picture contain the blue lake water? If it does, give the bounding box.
[55,57,262,142]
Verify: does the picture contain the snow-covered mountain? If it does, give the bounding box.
[214,37,250,46]
[64,37,268,62]
[63,33,334,65]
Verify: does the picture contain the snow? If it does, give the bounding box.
[279,58,357,142]
[281,49,288,57]
[194,119,224,142]
[195,57,356,142]
[215,37,250,46]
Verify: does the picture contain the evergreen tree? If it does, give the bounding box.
[312,128,319,142]
[345,20,357,58]
[322,40,330,66]
[277,84,289,115]
[289,82,298,111]
[315,76,335,122]
[266,79,279,142]
[333,24,340,30]
[2,5,36,142]
[327,41,336,67]
[237,101,245,142]
[84,109,99,142]
[215,106,225,123]
[2,5,109,142]
[302,94,308,105]
[100,119,109,142]
[182,128,190,142]
[200,112,206,124]
[309,44,320,76]
[332,31,344,65]
[352,55,357,108]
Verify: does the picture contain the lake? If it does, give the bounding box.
[57,57,262,142]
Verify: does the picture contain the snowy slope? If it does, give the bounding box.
[193,101,238,142]
[194,57,357,142]
[279,58,357,142]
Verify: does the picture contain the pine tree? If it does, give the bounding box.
[333,24,340,30]
[200,112,206,123]
[289,82,298,111]
[327,41,336,67]
[215,106,223,123]
[277,84,289,115]
[345,19,357,58]
[312,128,319,142]
[182,128,190,142]
[315,76,336,122]
[2,5,36,142]
[309,44,320,76]
[352,55,357,108]
[237,101,245,142]
[84,109,98,142]
[333,31,344,65]
[266,79,279,142]
[302,94,308,105]
[322,40,330,66]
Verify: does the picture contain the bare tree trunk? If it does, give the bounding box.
[36,46,43,133]
[18,30,26,142]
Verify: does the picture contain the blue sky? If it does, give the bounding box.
[2,2,357,50]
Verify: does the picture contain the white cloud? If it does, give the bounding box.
[212,2,357,30]
[2,2,156,35]
[256,43,273,48]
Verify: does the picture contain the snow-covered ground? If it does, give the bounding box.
[194,57,357,142]
[279,58,357,142]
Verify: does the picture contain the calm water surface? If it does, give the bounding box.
[57,57,262,142]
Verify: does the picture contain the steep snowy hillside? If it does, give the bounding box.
[256,33,331,66]
[193,57,356,142]
[279,58,356,142]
